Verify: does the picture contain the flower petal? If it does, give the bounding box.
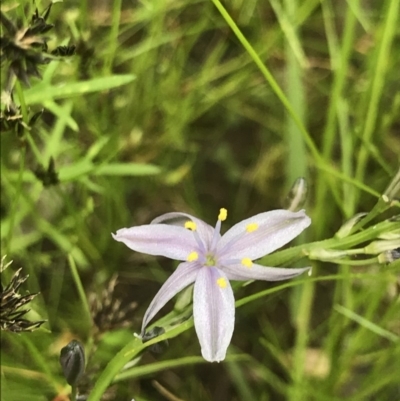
[220,262,310,281]
[141,261,200,335]
[217,209,311,260]
[193,267,235,362]
[151,212,215,249]
[112,224,198,260]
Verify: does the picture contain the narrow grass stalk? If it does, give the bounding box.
[226,359,258,401]
[280,0,307,184]
[334,304,399,342]
[15,81,42,163]
[4,146,25,255]
[209,0,322,164]
[103,0,122,74]
[314,0,359,235]
[68,254,92,335]
[14,80,28,120]
[43,100,74,163]
[113,356,209,382]
[289,277,314,401]
[279,1,311,399]
[347,195,392,235]
[79,0,89,32]
[355,0,399,200]
[20,335,62,392]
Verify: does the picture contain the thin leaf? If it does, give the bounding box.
[93,163,161,176]
[23,75,136,104]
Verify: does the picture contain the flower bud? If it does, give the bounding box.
[59,340,85,386]
[307,248,351,261]
[335,213,367,238]
[377,248,400,264]
[142,326,169,354]
[384,168,400,202]
[364,240,400,255]
[377,228,400,240]
[284,177,308,211]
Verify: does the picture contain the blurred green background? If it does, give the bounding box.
[1,0,399,400]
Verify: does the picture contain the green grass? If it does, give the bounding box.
[1,0,399,400]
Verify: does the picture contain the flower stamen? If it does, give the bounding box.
[246,223,258,233]
[210,208,227,253]
[187,251,199,262]
[216,277,227,288]
[218,208,227,221]
[185,221,197,231]
[241,258,253,268]
[241,258,253,269]
[185,220,206,255]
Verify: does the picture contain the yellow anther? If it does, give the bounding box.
[241,258,253,268]
[218,208,228,221]
[216,277,227,288]
[246,223,259,233]
[185,221,197,231]
[187,251,199,262]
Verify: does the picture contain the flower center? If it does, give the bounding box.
[205,253,217,266]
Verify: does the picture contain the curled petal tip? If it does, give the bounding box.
[111,229,126,240]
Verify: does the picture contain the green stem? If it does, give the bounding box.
[348,195,392,235]
[71,385,77,401]
[261,218,399,266]
[314,257,379,266]
[86,320,193,401]
[87,271,395,401]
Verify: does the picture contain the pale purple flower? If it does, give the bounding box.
[112,208,311,362]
